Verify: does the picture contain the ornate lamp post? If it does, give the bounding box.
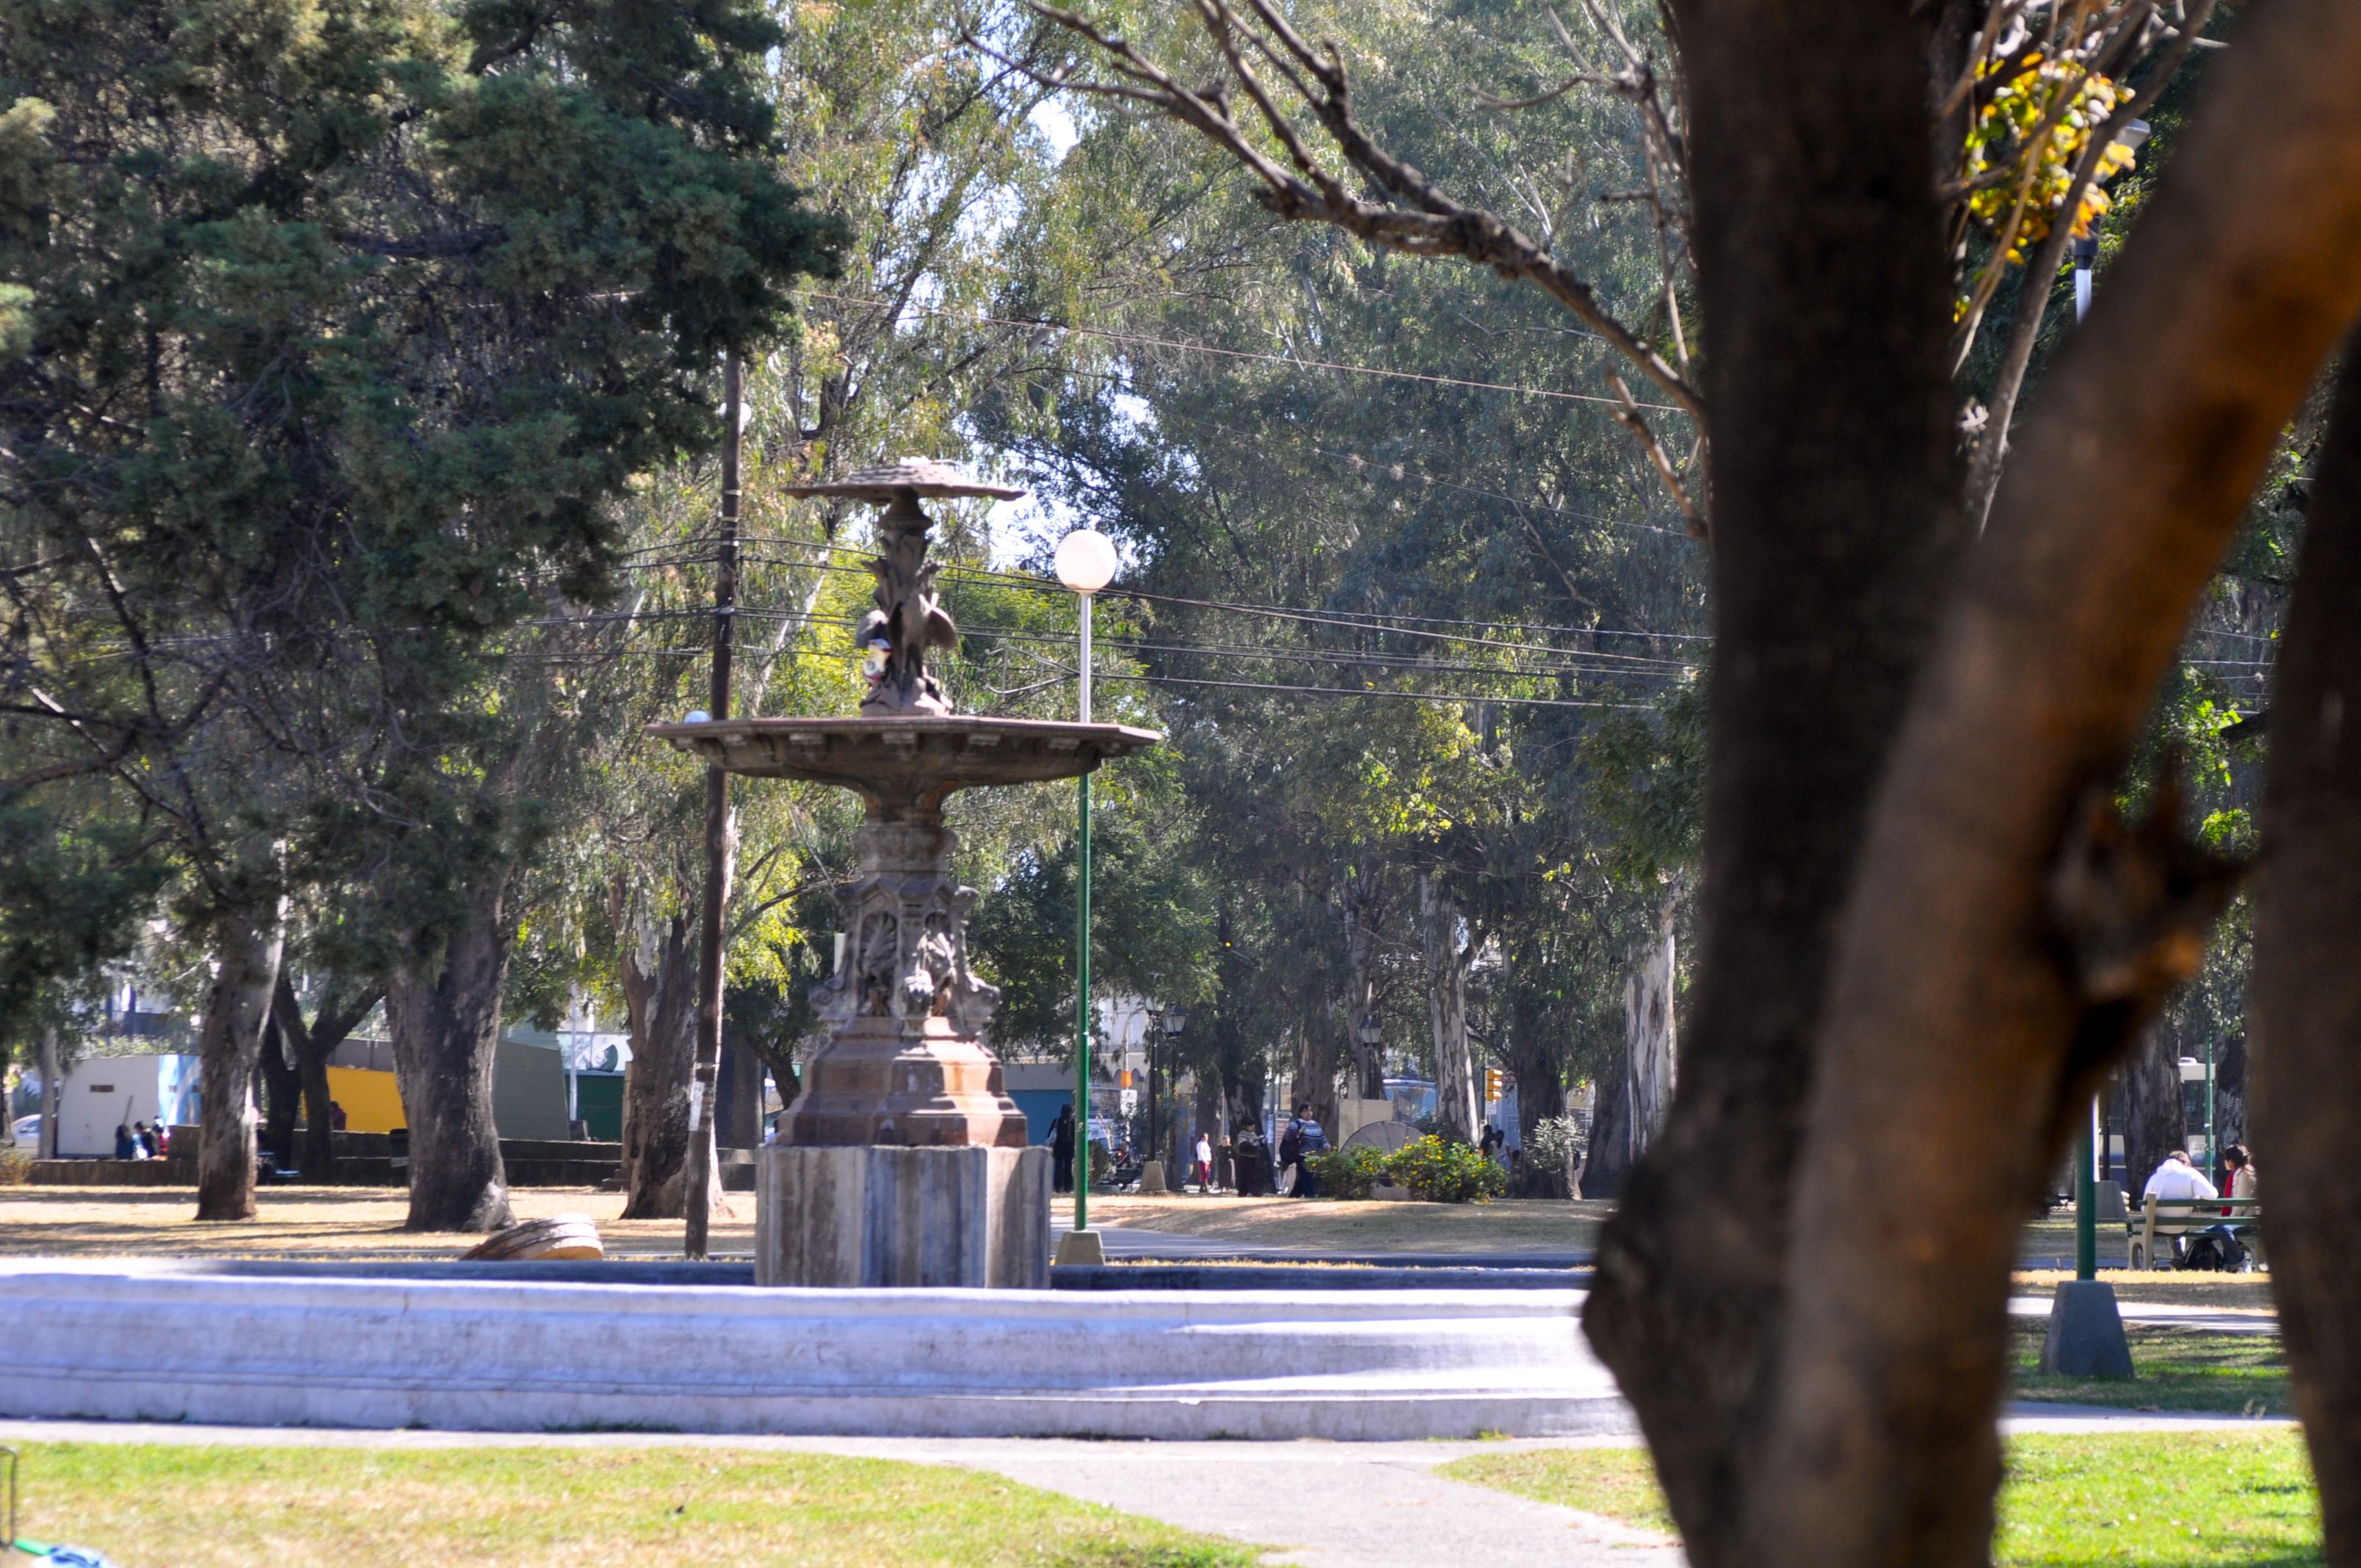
[653,465,1156,1287]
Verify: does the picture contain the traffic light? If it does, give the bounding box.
[1484,1067,1504,1103]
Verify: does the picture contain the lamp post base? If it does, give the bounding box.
[2039,1279,2133,1379]
[755,1144,1050,1288]
[1053,1228,1107,1267]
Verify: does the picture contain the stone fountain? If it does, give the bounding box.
[650,461,1158,1287]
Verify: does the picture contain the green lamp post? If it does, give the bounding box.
[1054,526,1118,1266]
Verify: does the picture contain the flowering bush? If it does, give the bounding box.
[1385,1135,1507,1204]
[1305,1142,1390,1199]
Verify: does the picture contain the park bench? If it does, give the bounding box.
[2127,1195,2261,1270]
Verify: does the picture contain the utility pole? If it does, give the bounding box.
[683,350,743,1259]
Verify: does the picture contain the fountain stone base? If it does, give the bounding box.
[755,1143,1051,1288]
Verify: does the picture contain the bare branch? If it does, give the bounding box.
[1007,0,1705,424]
[1606,371,1704,538]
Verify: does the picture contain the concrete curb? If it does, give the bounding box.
[0,1259,1631,1441]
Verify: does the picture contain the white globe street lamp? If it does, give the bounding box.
[1054,526,1118,1246]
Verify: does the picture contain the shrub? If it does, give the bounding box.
[1385,1134,1508,1204]
[1305,1142,1390,1199]
[1525,1115,1584,1180]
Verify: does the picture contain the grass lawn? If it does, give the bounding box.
[1443,1431,2320,1566]
[2009,1318,2291,1415]
[2,1443,1258,1568]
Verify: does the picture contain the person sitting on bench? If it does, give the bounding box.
[2223,1141,2257,1199]
[2142,1147,2218,1203]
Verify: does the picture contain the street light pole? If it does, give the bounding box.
[1054,529,1118,1259]
[2041,189,2141,1376]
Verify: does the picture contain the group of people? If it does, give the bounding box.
[2141,1141,2258,1202]
[111,1121,163,1160]
[2141,1141,2259,1270]
[1043,1102,1326,1197]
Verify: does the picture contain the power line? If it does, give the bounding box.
[1095,672,1656,711]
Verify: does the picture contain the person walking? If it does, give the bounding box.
[1050,1103,1077,1195]
[1193,1132,1214,1193]
[1292,1107,1327,1199]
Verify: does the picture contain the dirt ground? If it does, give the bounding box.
[0,1186,755,1260]
[1084,1193,1611,1254]
[0,1187,2274,1300]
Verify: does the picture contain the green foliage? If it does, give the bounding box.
[0,0,842,962]
[1581,673,1707,886]
[965,791,1218,1056]
[1523,1114,1582,1177]
[1302,1141,1389,1199]
[1382,1134,1506,1204]
[0,804,169,1050]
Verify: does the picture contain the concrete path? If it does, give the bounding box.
[1054,1219,1284,1257]
[0,1420,1679,1567]
[2006,1295,2278,1335]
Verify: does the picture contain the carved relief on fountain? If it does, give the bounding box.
[811,832,1002,1040]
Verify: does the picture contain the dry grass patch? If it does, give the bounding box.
[1087,1194,1608,1254]
[0,1186,752,1260]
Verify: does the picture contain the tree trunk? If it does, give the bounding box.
[618,906,697,1219]
[1289,1005,1338,1144]
[273,972,381,1188]
[2250,340,2361,1566]
[2213,1028,2246,1156]
[1623,893,1678,1166]
[387,877,516,1233]
[195,898,286,1222]
[1578,0,1972,1551]
[256,1012,300,1169]
[2119,1022,2186,1202]
[1757,8,2361,1561]
[37,1025,59,1159]
[716,1038,762,1150]
[1419,871,1477,1144]
[297,1016,335,1182]
[1580,1069,1630,1200]
[1341,865,1388,1097]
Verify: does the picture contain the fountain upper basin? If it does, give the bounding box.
[649,715,1162,820]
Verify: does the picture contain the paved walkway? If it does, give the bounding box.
[2006,1294,2278,1335]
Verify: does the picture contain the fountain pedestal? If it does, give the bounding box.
[755,1144,1051,1287]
